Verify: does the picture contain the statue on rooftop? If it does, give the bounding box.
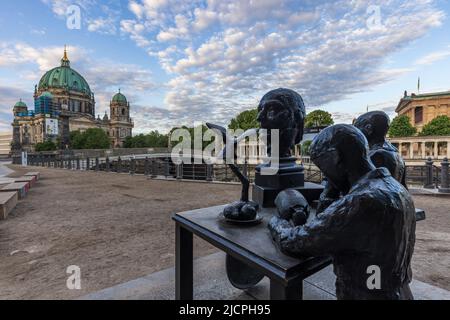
[268,124,416,300]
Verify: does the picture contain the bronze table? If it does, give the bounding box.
[173,205,332,300]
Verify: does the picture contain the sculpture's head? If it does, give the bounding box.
[257,88,306,145]
[354,111,390,145]
[310,124,370,193]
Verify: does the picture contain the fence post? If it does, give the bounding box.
[151,159,158,178]
[117,157,122,173]
[206,164,213,182]
[86,157,90,171]
[424,157,435,189]
[176,163,183,180]
[439,157,450,193]
[95,157,99,171]
[77,157,80,170]
[164,157,170,177]
[106,157,110,172]
[68,158,72,170]
[130,158,136,175]
[144,157,149,176]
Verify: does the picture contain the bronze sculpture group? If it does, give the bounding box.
[212,88,417,300]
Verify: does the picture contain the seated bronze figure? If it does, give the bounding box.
[354,111,407,188]
[268,124,416,300]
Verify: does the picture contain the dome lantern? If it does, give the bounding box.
[61,45,70,67]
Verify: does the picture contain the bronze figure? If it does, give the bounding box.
[268,124,416,300]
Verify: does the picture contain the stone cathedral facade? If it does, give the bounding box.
[11,48,134,152]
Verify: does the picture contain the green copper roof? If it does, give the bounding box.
[14,99,27,108]
[39,91,53,99]
[38,49,92,96]
[112,91,127,103]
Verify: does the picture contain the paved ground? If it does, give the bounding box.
[82,252,450,300]
[0,164,449,299]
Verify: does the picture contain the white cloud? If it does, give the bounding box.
[416,46,450,65]
[118,0,445,129]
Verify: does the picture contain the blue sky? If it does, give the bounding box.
[0,0,449,133]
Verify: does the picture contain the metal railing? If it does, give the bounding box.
[21,154,450,192]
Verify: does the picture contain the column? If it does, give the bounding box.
[447,141,450,158]
[421,142,426,159]
[434,141,438,158]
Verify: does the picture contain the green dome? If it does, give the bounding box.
[112,91,127,103]
[39,91,53,99]
[14,100,27,108]
[38,51,92,96]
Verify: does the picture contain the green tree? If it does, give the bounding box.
[35,140,57,152]
[388,115,417,137]
[69,128,110,149]
[419,115,450,136]
[305,110,334,128]
[228,109,260,131]
[301,140,312,156]
[123,131,169,148]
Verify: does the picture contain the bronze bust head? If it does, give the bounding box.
[257,88,306,158]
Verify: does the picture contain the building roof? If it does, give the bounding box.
[38,48,92,97]
[112,90,127,103]
[14,99,27,108]
[396,90,450,113]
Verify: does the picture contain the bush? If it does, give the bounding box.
[419,115,450,136]
[123,131,169,148]
[70,128,110,150]
[388,115,417,137]
[35,140,57,152]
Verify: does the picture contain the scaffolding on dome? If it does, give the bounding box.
[34,95,59,116]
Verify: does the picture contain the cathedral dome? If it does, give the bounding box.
[14,100,27,108]
[38,48,92,96]
[112,91,127,104]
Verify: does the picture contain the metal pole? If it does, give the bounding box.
[106,157,110,172]
[95,157,99,171]
[439,157,450,193]
[117,157,122,173]
[144,157,149,176]
[424,157,434,189]
[206,164,213,182]
[86,157,90,171]
[130,158,135,175]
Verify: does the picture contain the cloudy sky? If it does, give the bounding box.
[0,0,449,133]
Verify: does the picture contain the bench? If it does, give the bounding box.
[14,176,36,188]
[1,182,30,200]
[0,192,18,220]
[24,172,40,181]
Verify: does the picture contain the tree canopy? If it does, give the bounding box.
[123,131,169,148]
[305,110,334,128]
[70,128,110,150]
[388,115,417,137]
[419,115,450,136]
[228,109,260,131]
